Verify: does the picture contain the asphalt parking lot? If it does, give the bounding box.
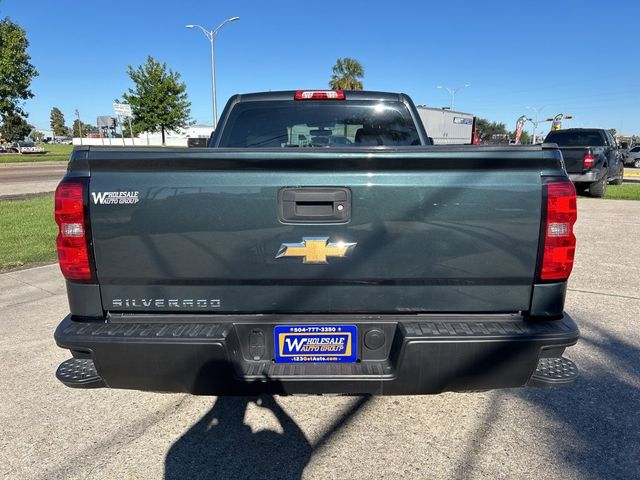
[1,197,639,480]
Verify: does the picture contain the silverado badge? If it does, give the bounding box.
[276,237,357,264]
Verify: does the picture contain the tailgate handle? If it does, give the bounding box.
[279,187,351,223]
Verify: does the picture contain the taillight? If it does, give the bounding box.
[294,90,345,100]
[583,153,595,169]
[55,180,95,282]
[539,180,577,281]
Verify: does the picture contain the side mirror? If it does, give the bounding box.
[428,136,434,145]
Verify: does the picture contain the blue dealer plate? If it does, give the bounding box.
[274,325,357,363]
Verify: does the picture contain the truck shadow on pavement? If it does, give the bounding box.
[517,316,640,479]
[165,394,369,480]
[451,313,640,480]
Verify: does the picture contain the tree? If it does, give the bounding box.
[50,107,68,136]
[72,119,82,137]
[475,118,509,143]
[0,112,31,142]
[72,119,96,137]
[122,56,191,145]
[29,130,44,142]
[0,17,38,116]
[329,58,364,90]
[517,131,530,144]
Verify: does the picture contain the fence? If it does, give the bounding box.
[72,137,190,147]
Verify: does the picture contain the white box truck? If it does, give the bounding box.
[416,106,475,145]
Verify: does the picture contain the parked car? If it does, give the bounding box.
[618,141,630,164]
[624,145,640,168]
[544,128,624,197]
[12,141,45,154]
[54,89,579,396]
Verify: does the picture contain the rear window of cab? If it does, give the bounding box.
[217,100,421,148]
[545,131,605,147]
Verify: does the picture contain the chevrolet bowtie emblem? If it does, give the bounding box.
[276,237,357,264]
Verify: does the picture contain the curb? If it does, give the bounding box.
[0,262,57,275]
[0,191,54,201]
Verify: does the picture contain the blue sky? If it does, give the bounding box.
[3,0,639,137]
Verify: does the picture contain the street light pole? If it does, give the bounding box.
[436,84,471,110]
[210,34,216,131]
[186,16,240,130]
[527,106,545,144]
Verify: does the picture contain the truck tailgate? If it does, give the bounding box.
[84,147,552,314]
[557,147,587,173]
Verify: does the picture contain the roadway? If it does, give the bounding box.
[0,161,67,199]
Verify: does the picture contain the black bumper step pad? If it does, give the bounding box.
[56,358,105,389]
[528,356,578,387]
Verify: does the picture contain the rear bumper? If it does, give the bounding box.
[569,169,602,183]
[54,313,579,395]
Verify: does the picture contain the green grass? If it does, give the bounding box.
[605,183,640,200]
[0,194,57,271]
[0,144,73,163]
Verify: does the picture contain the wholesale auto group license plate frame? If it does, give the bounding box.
[274,325,358,363]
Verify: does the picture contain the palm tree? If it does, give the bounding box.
[329,58,365,90]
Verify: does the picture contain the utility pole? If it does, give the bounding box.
[74,109,83,145]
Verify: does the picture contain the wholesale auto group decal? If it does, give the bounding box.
[91,191,139,205]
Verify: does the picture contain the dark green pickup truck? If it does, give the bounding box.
[54,90,579,395]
